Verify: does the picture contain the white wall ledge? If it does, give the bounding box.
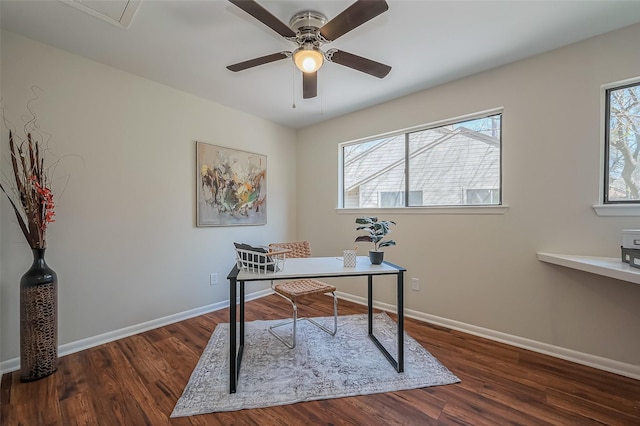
[537,252,640,285]
[593,204,640,217]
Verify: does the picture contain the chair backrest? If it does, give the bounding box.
[269,241,311,259]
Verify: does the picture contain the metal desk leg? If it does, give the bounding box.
[397,269,404,373]
[368,268,405,373]
[239,280,245,363]
[368,273,398,370]
[368,275,373,334]
[229,275,237,393]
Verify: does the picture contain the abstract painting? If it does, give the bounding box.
[196,142,267,226]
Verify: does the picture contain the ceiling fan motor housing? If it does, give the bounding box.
[289,11,327,33]
[289,11,327,46]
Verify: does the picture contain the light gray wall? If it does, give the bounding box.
[0,14,3,366]
[0,31,297,362]
[3,22,640,376]
[297,23,640,369]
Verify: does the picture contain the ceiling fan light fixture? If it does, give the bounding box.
[293,46,324,73]
[227,0,392,100]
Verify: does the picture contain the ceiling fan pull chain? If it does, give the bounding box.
[291,62,296,109]
[319,70,323,117]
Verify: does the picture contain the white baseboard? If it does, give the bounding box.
[335,291,640,380]
[3,289,638,381]
[0,288,273,375]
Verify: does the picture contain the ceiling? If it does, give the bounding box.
[2,1,640,129]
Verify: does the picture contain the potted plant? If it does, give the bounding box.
[354,216,396,264]
[1,120,59,381]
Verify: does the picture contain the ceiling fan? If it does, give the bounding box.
[226,0,392,99]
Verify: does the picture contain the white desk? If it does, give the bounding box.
[237,255,401,280]
[227,256,406,394]
[537,252,640,285]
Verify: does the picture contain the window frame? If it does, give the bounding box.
[603,78,640,204]
[337,108,507,215]
[594,76,640,216]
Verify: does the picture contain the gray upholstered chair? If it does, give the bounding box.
[268,241,338,348]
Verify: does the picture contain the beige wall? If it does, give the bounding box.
[3,22,640,377]
[0,17,3,367]
[297,23,640,372]
[0,31,297,362]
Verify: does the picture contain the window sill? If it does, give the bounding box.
[336,205,509,215]
[593,204,640,217]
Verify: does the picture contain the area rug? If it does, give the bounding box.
[171,312,459,417]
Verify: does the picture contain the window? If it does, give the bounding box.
[340,112,502,208]
[379,191,423,207]
[605,79,640,203]
[465,188,500,205]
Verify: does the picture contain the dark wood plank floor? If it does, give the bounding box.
[2,295,639,425]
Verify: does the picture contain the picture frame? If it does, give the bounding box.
[196,141,267,226]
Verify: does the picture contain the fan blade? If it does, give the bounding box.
[229,0,296,38]
[319,0,388,42]
[227,52,290,72]
[303,72,318,99]
[327,50,391,78]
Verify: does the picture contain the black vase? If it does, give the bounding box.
[369,250,384,265]
[20,248,58,382]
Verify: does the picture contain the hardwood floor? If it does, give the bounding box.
[2,295,639,425]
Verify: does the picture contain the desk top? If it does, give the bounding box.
[234,256,404,281]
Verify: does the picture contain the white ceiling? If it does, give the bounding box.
[3,0,640,129]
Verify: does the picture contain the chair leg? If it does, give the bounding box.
[269,300,298,349]
[269,291,338,349]
[306,292,338,336]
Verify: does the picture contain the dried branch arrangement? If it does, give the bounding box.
[0,130,55,249]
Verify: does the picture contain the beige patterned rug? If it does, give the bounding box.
[171,312,459,417]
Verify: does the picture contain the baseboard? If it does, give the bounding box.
[335,291,640,380]
[0,288,273,376]
[4,288,638,381]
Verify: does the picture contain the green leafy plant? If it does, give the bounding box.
[354,216,396,252]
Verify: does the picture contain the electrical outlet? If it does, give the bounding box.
[210,273,218,285]
[411,278,420,291]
